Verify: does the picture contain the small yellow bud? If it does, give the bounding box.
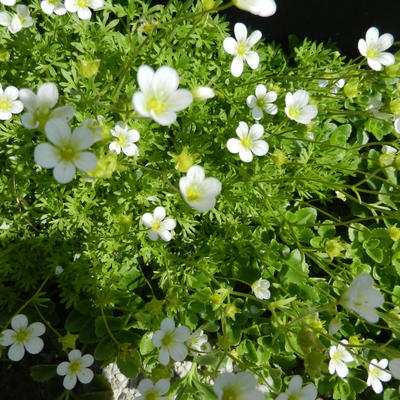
[58,333,79,352]
[173,147,199,172]
[325,239,344,258]
[202,0,216,10]
[224,303,239,320]
[0,48,10,62]
[119,214,133,226]
[271,149,287,167]
[77,58,100,79]
[390,99,400,115]
[87,153,117,178]
[344,79,360,99]
[389,226,400,241]
[145,298,164,316]
[348,335,362,346]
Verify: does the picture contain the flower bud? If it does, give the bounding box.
[87,153,117,178]
[271,149,287,167]
[119,214,133,226]
[191,86,215,101]
[389,226,400,241]
[325,239,344,258]
[173,147,198,172]
[224,303,239,320]
[0,48,10,62]
[77,58,100,79]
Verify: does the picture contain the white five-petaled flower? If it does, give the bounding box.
[227,121,269,163]
[65,0,104,20]
[214,372,264,400]
[341,273,384,324]
[276,375,317,400]
[41,0,67,15]
[0,5,33,34]
[328,340,354,378]
[0,314,45,362]
[174,361,193,378]
[252,278,271,300]
[367,358,391,394]
[136,379,170,400]
[186,329,211,353]
[152,317,190,365]
[19,82,75,131]
[0,84,23,120]
[179,165,222,213]
[247,84,278,120]
[358,27,395,71]
[0,0,16,6]
[285,90,318,124]
[132,65,193,126]
[232,0,276,17]
[109,122,140,157]
[141,206,176,242]
[223,22,262,77]
[34,119,97,184]
[56,349,94,390]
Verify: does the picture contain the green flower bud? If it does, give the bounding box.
[0,48,10,62]
[271,149,287,167]
[379,153,395,168]
[389,226,400,241]
[325,239,344,258]
[390,99,400,115]
[77,58,100,79]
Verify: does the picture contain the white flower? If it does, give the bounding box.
[233,0,276,17]
[136,379,170,400]
[174,361,193,378]
[0,0,16,6]
[141,206,176,242]
[223,22,262,77]
[0,5,33,34]
[179,165,221,213]
[246,84,278,120]
[214,372,264,400]
[0,314,45,362]
[34,119,97,184]
[0,221,10,229]
[55,265,64,275]
[109,122,140,156]
[252,278,271,300]
[285,90,318,124]
[358,27,395,71]
[19,82,75,131]
[187,329,211,353]
[367,358,391,394]
[56,349,94,390]
[328,340,353,378]
[132,65,193,126]
[191,86,215,101]
[394,117,400,134]
[41,0,67,15]
[389,359,400,380]
[227,121,268,163]
[276,375,317,400]
[152,317,190,365]
[65,0,104,20]
[0,84,23,120]
[341,273,384,323]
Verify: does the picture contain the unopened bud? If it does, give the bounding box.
[77,58,100,79]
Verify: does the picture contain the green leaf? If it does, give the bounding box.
[95,316,124,338]
[329,124,352,145]
[139,333,154,355]
[117,349,141,378]
[94,337,118,361]
[365,118,392,140]
[65,310,88,333]
[30,364,57,382]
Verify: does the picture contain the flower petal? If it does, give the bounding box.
[155,379,170,395]
[78,7,92,20]
[168,342,187,362]
[56,361,70,376]
[25,337,44,355]
[227,138,242,154]
[138,379,154,394]
[249,123,264,140]
[159,348,170,365]
[239,148,253,163]
[252,140,269,156]
[53,162,76,184]
[74,151,97,172]
[252,107,263,120]
[71,126,95,150]
[11,315,28,330]
[187,165,205,183]
[202,177,222,196]
[37,83,59,110]
[153,206,166,221]
[366,27,379,44]
[45,119,71,145]
[223,37,237,55]
[50,105,75,121]
[161,318,175,332]
[8,343,25,361]
[247,30,262,47]
[4,86,19,101]
[151,110,177,126]
[132,92,150,117]
[81,354,94,367]
[245,51,259,69]
[168,89,193,112]
[0,330,15,346]
[29,322,46,337]
[34,143,60,169]
[255,84,266,98]
[174,326,190,342]
[78,367,94,384]
[236,121,249,139]
[231,57,244,77]
[159,230,172,242]
[63,374,77,390]
[153,66,179,94]
[234,23,247,42]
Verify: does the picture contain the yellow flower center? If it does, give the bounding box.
[145,391,158,400]
[77,0,89,7]
[68,359,83,374]
[366,48,378,59]
[256,97,266,108]
[161,332,173,347]
[147,97,167,114]
[236,43,247,56]
[186,187,199,201]
[240,137,252,149]
[117,135,127,147]
[0,98,10,111]
[332,350,342,361]
[222,387,238,400]
[288,107,300,119]
[14,328,29,343]
[48,0,58,4]
[152,221,161,231]
[57,142,79,162]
